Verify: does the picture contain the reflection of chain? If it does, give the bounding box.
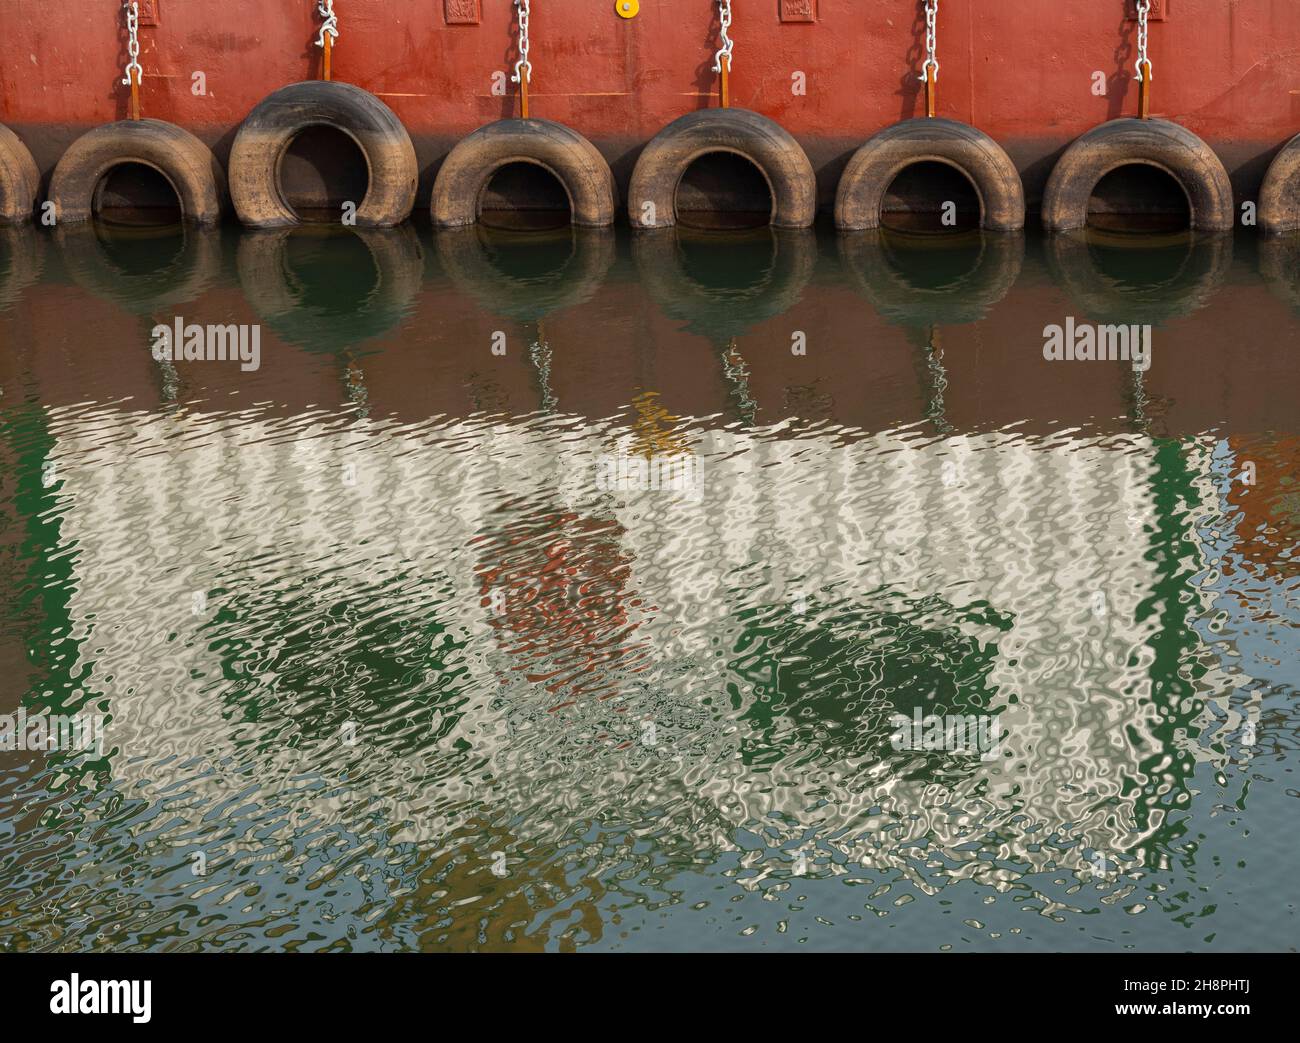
[920,0,939,83]
[1128,364,1150,433]
[316,0,339,49]
[529,327,556,413]
[1134,0,1151,80]
[713,0,734,74]
[922,326,952,434]
[721,338,757,425]
[345,360,370,417]
[512,0,532,85]
[121,2,143,87]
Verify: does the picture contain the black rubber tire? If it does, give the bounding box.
[1042,118,1233,233]
[228,81,417,229]
[839,230,1024,327]
[53,223,224,315]
[1260,131,1300,236]
[632,227,816,342]
[436,225,616,323]
[835,118,1025,232]
[237,225,423,353]
[432,118,616,229]
[1044,229,1231,326]
[0,124,39,225]
[628,108,816,230]
[47,119,225,225]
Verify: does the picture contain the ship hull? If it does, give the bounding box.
[2,0,1298,214]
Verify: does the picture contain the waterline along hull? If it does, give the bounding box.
[3,1,1300,216]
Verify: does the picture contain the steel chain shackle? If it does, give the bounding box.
[121,1,142,87]
[713,0,734,107]
[1135,1,1150,79]
[511,0,532,117]
[713,0,734,74]
[512,0,532,86]
[122,1,143,119]
[920,0,939,117]
[1135,0,1153,118]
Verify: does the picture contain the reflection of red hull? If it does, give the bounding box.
[3,230,1298,438]
[4,1,1300,206]
[475,511,651,709]
[1226,435,1300,584]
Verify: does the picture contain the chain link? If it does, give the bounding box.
[512,0,532,85]
[920,0,939,84]
[713,0,734,74]
[121,1,143,87]
[316,0,339,50]
[1134,0,1151,81]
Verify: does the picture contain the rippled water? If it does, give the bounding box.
[0,221,1296,952]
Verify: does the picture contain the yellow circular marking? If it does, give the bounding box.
[616,0,639,18]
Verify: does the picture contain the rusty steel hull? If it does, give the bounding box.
[2,0,1300,211]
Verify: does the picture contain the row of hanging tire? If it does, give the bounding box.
[3,79,1300,233]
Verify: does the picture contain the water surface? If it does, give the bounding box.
[0,221,1296,952]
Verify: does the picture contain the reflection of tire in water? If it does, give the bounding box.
[435,225,615,324]
[632,226,816,342]
[0,226,42,312]
[236,224,422,355]
[838,228,1023,327]
[53,222,224,315]
[1045,228,1231,326]
[1259,236,1300,315]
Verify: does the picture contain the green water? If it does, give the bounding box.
[0,221,1296,952]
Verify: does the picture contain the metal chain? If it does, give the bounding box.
[512,0,532,85]
[316,0,339,49]
[1134,0,1151,80]
[121,1,143,87]
[920,0,939,84]
[713,0,734,74]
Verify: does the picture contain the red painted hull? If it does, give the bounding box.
[3,0,1299,206]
